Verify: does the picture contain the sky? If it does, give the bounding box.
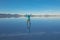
[0,0,60,14]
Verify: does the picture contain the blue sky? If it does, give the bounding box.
[0,0,60,14]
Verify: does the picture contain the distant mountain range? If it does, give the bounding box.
[0,14,60,18]
[0,14,20,18]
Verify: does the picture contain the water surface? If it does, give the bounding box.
[0,18,60,40]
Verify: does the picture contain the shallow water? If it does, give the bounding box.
[0,18,60,40]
